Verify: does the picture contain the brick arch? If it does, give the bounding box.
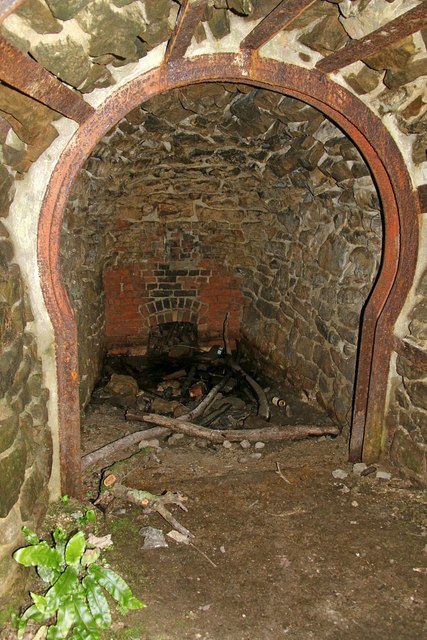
[38,55,420,496]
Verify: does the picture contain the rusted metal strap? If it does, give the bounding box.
[241,0,317,51]
[394,337,427,372]
[418,184,427,213]
[0,35,95,123]
[165,0,209,63]
[317,3,427,73]
[0,0,26,22]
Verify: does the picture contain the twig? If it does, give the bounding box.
[81,426,170,470]
[275,461,292,484]
[223,312,232,356]
[190,543,218,568]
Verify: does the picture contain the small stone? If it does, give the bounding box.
[332,469,348,479]
[138,439,160,449]
[254,441,265,449]
[250,453,262,460]
[238,457,248,464]
[167,433,184,445]
[376,470,392,480]
[222,440,232,449]
[339,485,350,494]
[352,462,368,476]
[240,440,251,449]
[351,500,359,507]
[220,545,226,553]
[105,373,138,397]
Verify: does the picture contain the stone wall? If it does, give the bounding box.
[0,164,52,614]
[62,84,381,427]
[387,267,427,486]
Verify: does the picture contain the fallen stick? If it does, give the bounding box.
[81,426,170,471]
[103,476,194,539]
[181,374,232,422]
[275,461,292,484]
[227,359,270,420]
[128,412,340,443]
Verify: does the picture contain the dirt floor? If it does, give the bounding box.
[75,400,427,640]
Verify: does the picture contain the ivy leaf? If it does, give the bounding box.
[13,542,62,569]
[87,564,144,614]
[82,575,111,629]
[65,531,86,566]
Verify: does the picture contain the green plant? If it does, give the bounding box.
[12,523,144,639]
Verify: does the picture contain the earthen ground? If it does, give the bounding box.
[77,402,427,640]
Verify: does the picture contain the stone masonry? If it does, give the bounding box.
[62,84,382,428]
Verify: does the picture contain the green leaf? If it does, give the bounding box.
[13,542,62,569]
[43,565,79,614]
[83,510,96,524]
[21,527,40,545]
[53,527,68,562]
[82,576,111,629]
[31,593,50,615]
[65,531,86,566]
[46,596,76,640]
[38,565,61,585]
[16,604,49,639]
[88,564,144,614]
[72,595,100,639]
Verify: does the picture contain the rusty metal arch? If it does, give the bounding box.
[38,55,420,497]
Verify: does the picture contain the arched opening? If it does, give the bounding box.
[38,56,419,497]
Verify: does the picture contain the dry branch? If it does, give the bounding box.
[227,359,270,419]
[132,412,339,442]
[103,476,193,539]
[81,426,169,471]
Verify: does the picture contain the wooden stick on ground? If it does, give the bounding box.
[81,426,170,471]
[128,412,340,443]
[227,359,270,420]
[103,475,194,539]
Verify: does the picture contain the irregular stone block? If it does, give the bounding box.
[299,15,348,55]
[227,0,254,15]
[143,0,171,22]
[79,63,115,93]
[403,380,427,412]
[390,427,426,487]
[345,65,382,95]
[19,465,46,522]
[32,36,92,88]
[363,36,416,71]
[384,58,427,90]
[318,234,349,275]
[76,0,144,59]
[0,402,19,454]
[46,0,91,20]
[15,0,63,34]
[0,436,27,518]
[0,165,13,218]
[205,6,230,39]
[0,85,58,171]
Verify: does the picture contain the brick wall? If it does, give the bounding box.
[104,241,246,352]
